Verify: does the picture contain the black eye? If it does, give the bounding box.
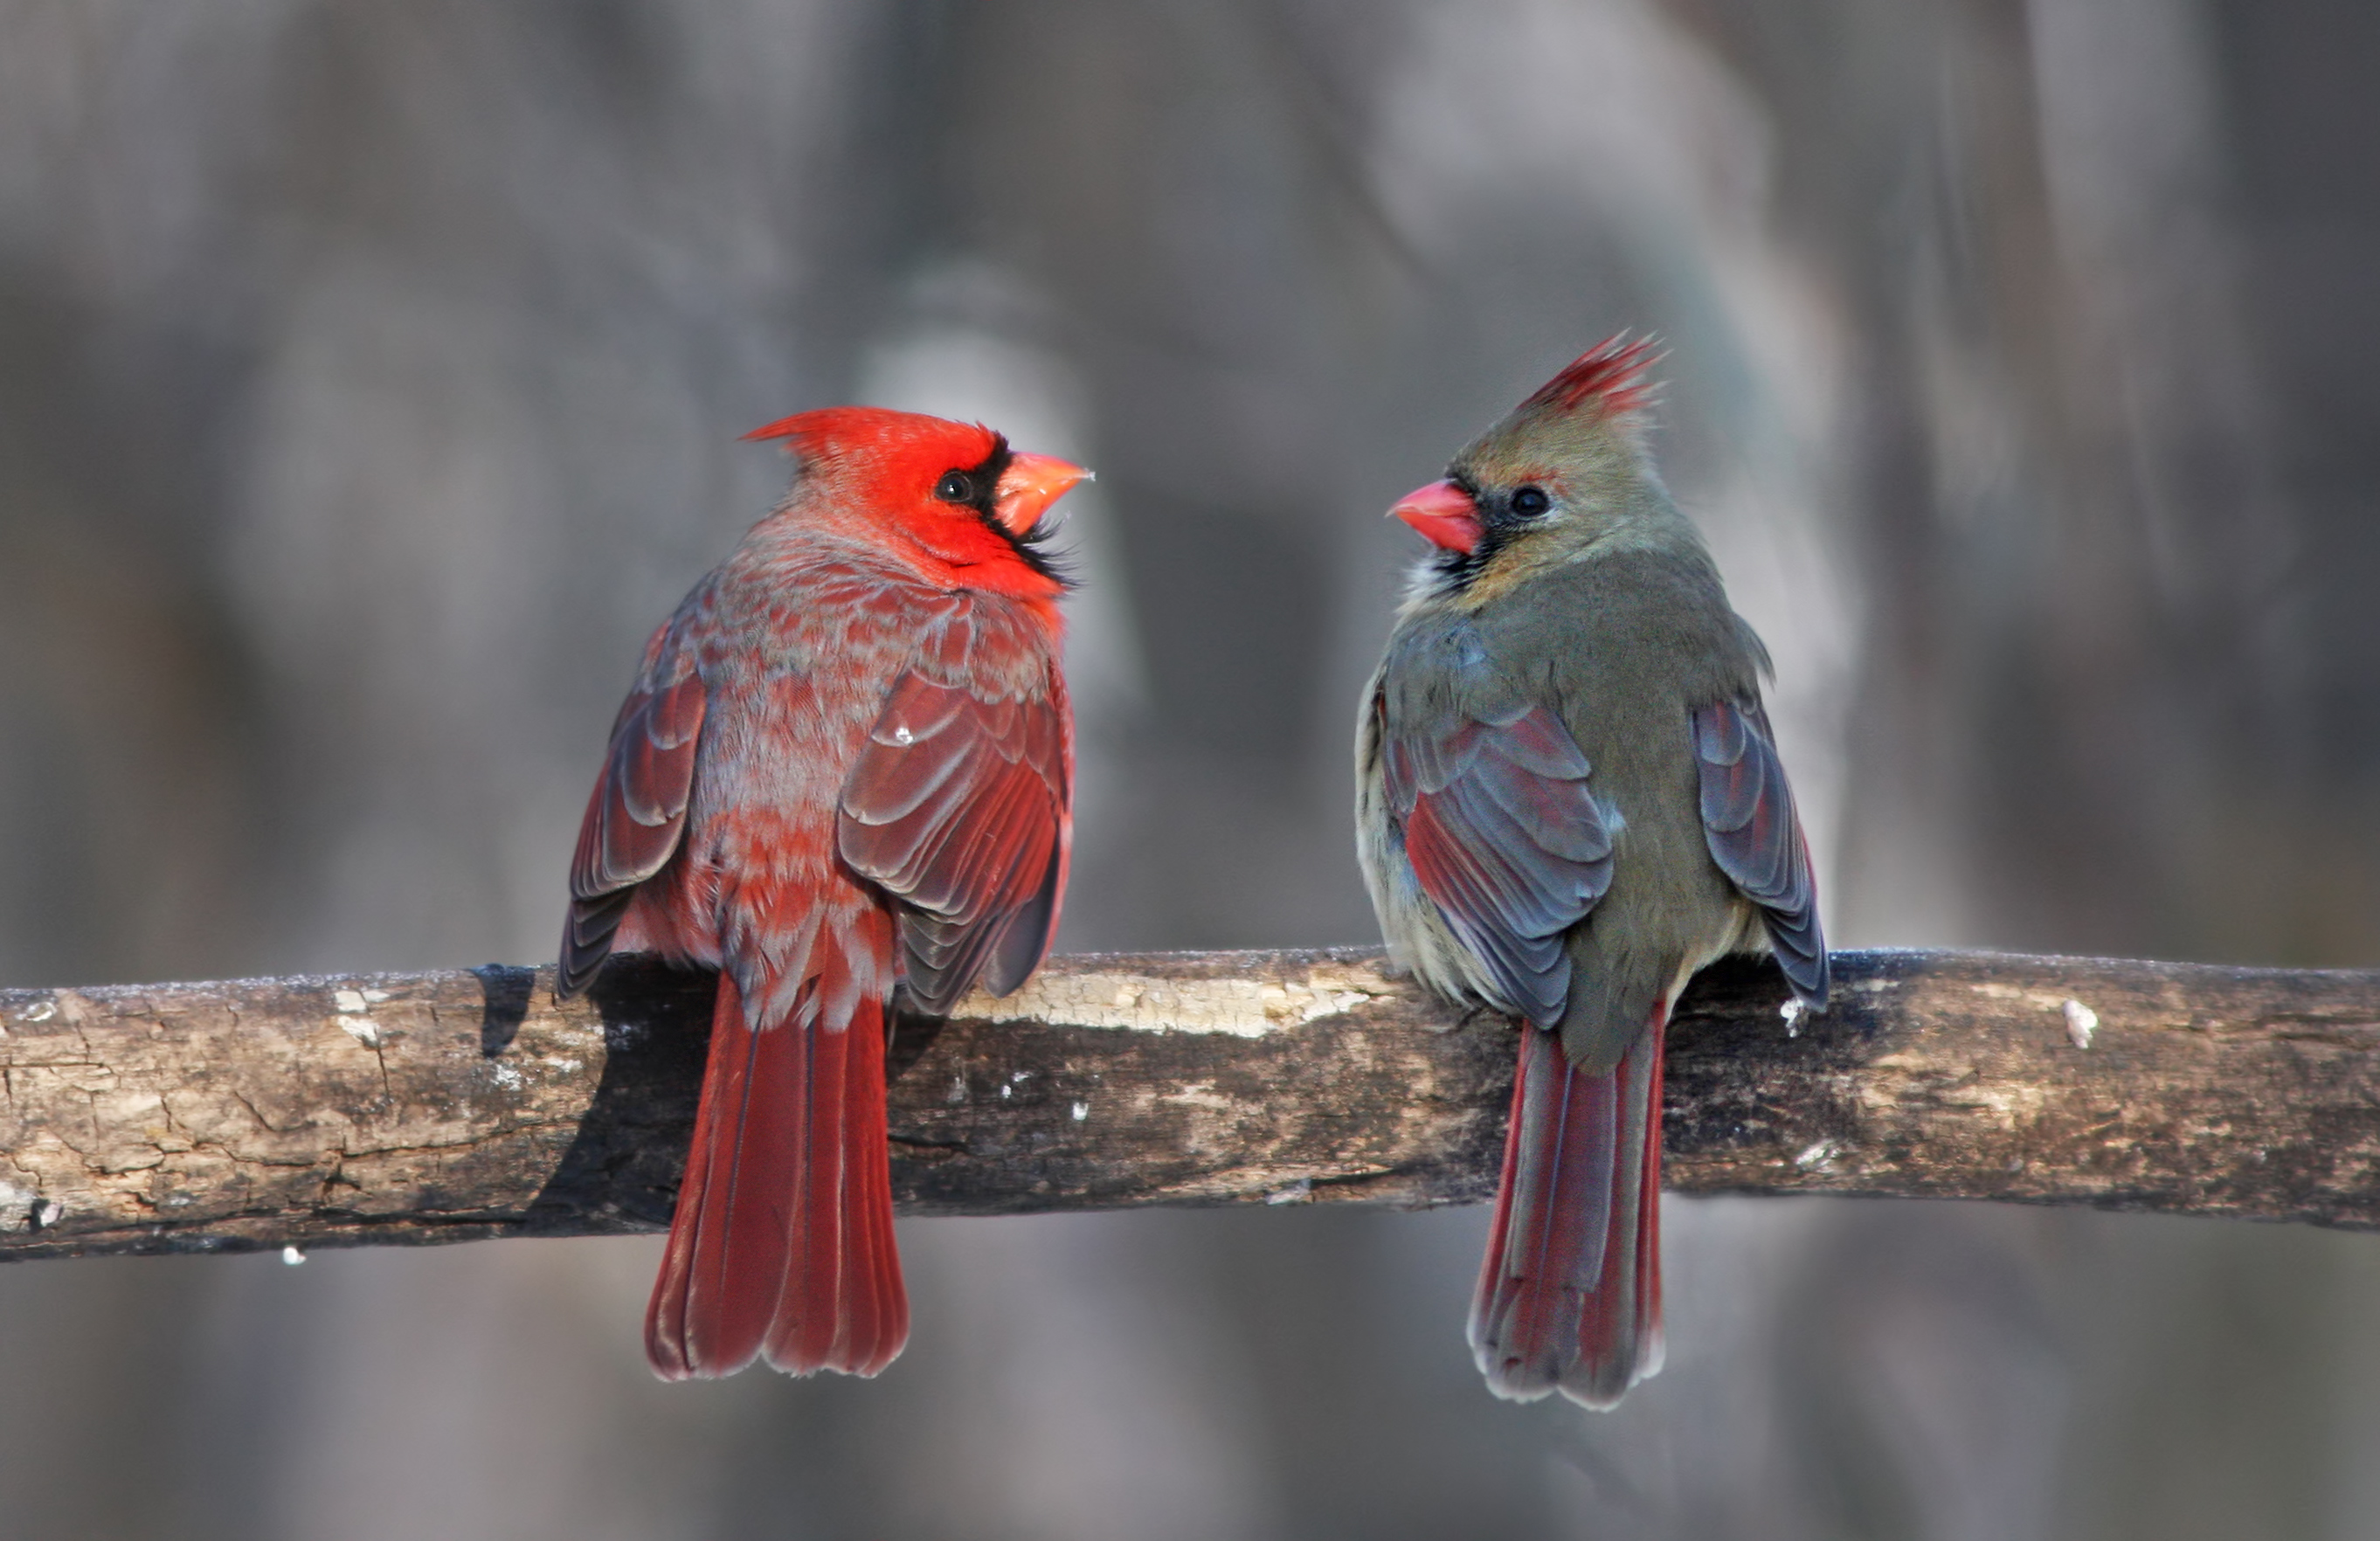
[934,470,976,503]
[1510,485,1551,518]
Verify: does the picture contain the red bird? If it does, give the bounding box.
[1356,339,1828,1406]
[560,407,1084,1379]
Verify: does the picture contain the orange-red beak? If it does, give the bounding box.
[994,453,1091,536]
[1390,479,1482,555]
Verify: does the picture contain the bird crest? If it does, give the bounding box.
[1519,334,1662,422]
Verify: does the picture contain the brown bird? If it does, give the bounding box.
[1354,337,1827,1406]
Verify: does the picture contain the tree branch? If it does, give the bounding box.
[1,947,2374,1261]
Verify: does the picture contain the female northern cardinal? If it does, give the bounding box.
[1355,338,1828,1406]
[560,407,1084,1379]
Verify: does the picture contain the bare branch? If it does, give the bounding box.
[1,947,2375,1261]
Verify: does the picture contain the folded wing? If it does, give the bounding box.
[1692,699,1828,1007]
[837,669,1073,1013]
[561,648,707,996]
[1381,697,1614,1028]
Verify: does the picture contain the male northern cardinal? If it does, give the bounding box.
[560,406,1084,1379]
[1355,338,1828,1406]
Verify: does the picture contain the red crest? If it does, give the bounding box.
[1520,334,1661,419]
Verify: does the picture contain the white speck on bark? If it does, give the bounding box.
[282,1246,307,1265]
[1069,1101,1089,1122]
[1794,1138,1840,1171]
[1780,998,1808,1037]
[1265,1179,1315,1205]
[2064,999,2098,1048]
[1159,1082,1234,1113]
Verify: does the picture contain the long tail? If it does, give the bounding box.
[644,930,908,1380]
[1468,1008,1665,1407]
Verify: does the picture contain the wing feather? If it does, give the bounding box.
[838,669,1071,1015]
[1692,700,1829,1007]
[560,655,707,996]
[1386,702,1614,1028]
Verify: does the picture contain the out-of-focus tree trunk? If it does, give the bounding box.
[1678,1,2294,964]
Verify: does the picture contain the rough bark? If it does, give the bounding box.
[0,947,2375,1261]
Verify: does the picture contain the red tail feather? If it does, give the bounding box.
[1469,1011,1665,1406]
[646,929,909,1380]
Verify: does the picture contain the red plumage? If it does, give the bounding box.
[561,407,1083,1379]
[1470,1012,1665,1397]
[1519,334,1662,419]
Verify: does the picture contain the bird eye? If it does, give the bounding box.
[934,470,976,503]
[1510,485,1551,518]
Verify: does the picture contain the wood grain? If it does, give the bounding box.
[0,947,2375,1260]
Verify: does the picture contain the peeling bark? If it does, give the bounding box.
[0,948,2375,1260]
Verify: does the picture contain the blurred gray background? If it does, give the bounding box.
[3,2,2379,1537]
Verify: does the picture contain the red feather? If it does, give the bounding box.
[643,941,906,1379]
[1470,1012,1664,1407]
[1520,334,1661,420]
[562,407,1080,1380]
[841,671,1072,1011]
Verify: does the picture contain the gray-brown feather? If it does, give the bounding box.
[1355,453,1782,1074]
[1470,546,1763,1069]
[1353,350,1827,1409]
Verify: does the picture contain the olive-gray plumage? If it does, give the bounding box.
[1355,338,1826,1406]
